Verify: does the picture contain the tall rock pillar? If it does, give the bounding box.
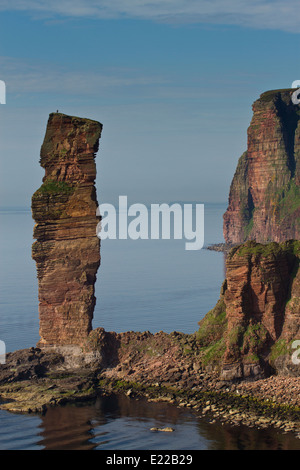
[223,89,300,244]
[31,113,102,347]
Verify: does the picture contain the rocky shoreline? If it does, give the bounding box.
[0,331,299,438]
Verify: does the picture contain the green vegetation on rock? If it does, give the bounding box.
[277,179,300,221]
[269,339,289,364]
[231,240,300,259]
[243,217,254,238]
[31,180,75,220]
[196,297,228,367]
[32,180,75,198]
[200,338,227,367]
[259,89,293,103]
[241,323,268,361]
[197,298,227,346]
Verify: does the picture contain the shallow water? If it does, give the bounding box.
[0,394,299,451]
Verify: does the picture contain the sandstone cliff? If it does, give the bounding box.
[31,113,102,347]
[223,89,300,244]
[197,240,300,380]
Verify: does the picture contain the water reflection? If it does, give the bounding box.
[35,394,300,451]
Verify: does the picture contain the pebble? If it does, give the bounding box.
[150,427,175,432]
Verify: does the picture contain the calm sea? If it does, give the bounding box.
[0,203,299,450]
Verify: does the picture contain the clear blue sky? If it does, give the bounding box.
[0,1,299,207]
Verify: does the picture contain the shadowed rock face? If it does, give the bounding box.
[197,241,300,380]
[223,89,300,244]
[223,242,298,365]
[31,113,102,347]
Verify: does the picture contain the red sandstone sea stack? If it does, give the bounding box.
[31,113,102,347]
[197,240,300,380]
[223,89,300,244]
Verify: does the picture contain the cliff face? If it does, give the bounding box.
[31,113,102,347]
[197,241,300,380]
[223,89,300,244]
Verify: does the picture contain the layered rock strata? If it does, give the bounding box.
[197,240,300,380]
[31,113,102,347]
[223,89,300,244]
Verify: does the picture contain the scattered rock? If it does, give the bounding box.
[150,427,175,432]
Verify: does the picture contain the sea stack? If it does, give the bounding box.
[197,240,300,380]
[223,89,300,244]
[31,113,102,347]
